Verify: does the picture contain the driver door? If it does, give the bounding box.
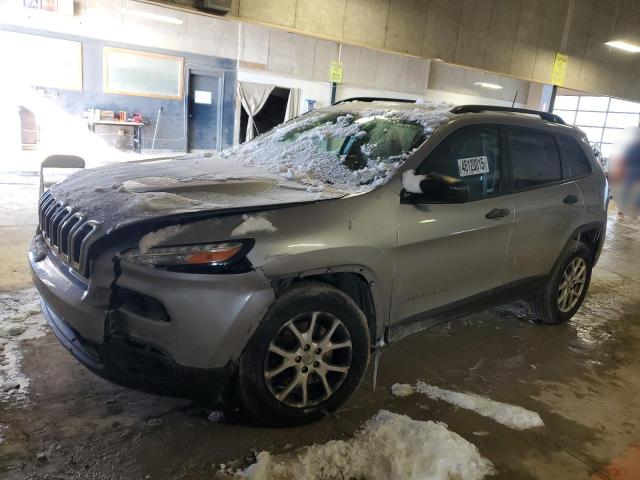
[390,125,513,336]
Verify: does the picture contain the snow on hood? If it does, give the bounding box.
[47,154,342,232]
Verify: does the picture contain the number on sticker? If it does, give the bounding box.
[457,156,490,177]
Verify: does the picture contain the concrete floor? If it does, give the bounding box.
[1,173,640,479]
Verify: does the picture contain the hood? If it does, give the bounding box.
[47,153,346,233]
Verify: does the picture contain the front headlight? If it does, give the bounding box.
[122,240,253,273]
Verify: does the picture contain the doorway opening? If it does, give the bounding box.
[239,87,290,142]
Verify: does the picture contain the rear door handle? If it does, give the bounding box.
[563,194,579,205]
[485,208,511,219]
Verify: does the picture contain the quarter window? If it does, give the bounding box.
[507,129,562,189]
[416,126,502,200]
[556,135,592,178]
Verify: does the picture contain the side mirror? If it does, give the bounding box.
[402,173,469,204]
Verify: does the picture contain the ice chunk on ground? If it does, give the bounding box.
[415,382,544,430]
[402,170,426,194]
[236,409,494,480]
[231,215,277,237]
[391,383,415,397]
[207,410,225,423]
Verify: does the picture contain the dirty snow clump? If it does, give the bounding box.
[231,215,277,237]
[236,409,494,480]
[29,234,49,263]
[415,382,544,431]
[391,383,415,398]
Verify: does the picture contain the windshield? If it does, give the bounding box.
[222,103,453,193]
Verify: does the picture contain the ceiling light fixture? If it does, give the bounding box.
[473,82,503,90]
[121,8,183,25]
[604,40,640,53]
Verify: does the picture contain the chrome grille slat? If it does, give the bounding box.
[37,192,100,278]
[59,213,82,256]
[50,207,71,247]
[40,197,56,233]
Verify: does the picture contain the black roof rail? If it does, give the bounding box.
[450,105,566,124]
[333,97,416,105]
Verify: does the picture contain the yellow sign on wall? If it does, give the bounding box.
[551,52,568,86]
[329,61,343,83]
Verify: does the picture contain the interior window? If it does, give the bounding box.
[508,128,562,189]
[556,135,592,178]
[416,126,501,200]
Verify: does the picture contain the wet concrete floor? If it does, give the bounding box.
[1,196,640,479]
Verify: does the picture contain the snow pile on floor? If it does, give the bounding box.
[415,382,544,431]
[236,410,494,480]
[0,288,46,403]
[231,215,277,237]
[224,102,453,194]
[391,382,415,397]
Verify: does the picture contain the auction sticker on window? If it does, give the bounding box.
[457,156,490,177]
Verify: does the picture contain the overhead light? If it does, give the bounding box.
[473,82,503,90]
[121,8,183,25]
[605,40,640,53]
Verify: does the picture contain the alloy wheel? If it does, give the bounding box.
[557,257,587,313]
[264,311,353,408]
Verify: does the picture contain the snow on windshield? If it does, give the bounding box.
[223,102,453,193]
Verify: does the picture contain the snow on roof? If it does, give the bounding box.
[223,101,453,194]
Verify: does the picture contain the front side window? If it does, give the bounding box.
[507,128,562,189]
[416,126,502,200]
[557,134,592,178]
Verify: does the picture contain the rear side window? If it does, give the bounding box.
[557,135,592,178]
[507,128,562,190]
[416,126,501,200]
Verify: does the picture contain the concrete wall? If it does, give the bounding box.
[238,23,529,112]
[166,0,640,102]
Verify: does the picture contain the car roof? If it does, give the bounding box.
[326,98,587,139]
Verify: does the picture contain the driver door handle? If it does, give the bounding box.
[563,194,579,205]
[485,208,511,219]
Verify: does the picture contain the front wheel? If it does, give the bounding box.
[237,282,370,426]
[530,241,593,324]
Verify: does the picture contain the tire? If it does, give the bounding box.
[530,241,593,325]
[237,281,371,426]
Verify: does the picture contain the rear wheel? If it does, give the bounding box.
[530,242,592,324]
[237,282,370,426]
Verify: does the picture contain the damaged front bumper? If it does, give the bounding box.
[29,237,275,403]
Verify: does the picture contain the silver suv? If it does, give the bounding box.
[29,100,608,425]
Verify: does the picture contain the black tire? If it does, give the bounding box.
[237,281,370,426]
[530,241,592,325]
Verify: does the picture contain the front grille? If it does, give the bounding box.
[38,190,100,277]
